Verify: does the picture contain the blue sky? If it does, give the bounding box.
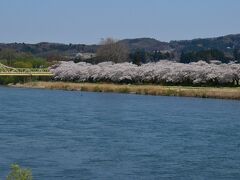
[0,0,239,44]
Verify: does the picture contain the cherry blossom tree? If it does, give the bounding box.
[50,60,240,85]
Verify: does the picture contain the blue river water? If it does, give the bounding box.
[0,86,240,179]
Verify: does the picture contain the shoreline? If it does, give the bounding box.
[10,81,240,100]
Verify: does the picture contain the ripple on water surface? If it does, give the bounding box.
[0,87,240,179]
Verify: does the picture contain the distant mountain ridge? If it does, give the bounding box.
[170,34,240,58]
[119,38,171,52]
[1,33,240,60]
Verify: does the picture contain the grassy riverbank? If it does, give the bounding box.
[11,81,240,100]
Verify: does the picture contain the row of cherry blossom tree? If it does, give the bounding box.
[50,60,240,85]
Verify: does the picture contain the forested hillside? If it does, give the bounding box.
[1,34,240,63]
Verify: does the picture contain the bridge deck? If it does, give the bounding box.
[0,73,53,76]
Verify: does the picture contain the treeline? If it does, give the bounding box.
[79,49,173,65]
[0,49,51,68]
[74,38,174,65]
[76,38,240,65]
[0,49,52,84]
[1,38,240,68]
[51,61,240,86]
[129,49,174,65]
[180,49,240,63]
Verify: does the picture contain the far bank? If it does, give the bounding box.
[11,81,240,100]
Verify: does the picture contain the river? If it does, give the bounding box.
[0,87,240,179]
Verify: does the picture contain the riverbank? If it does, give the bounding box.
[11,81,240,100]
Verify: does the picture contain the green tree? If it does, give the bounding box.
[0,49,16,66]
[234,48,240,62]
[6,164,32,180]
[150,51,171,61]
[180,49,227,63]
[13,61,33,68]
[130,49,147,65]
[180,51,196,63]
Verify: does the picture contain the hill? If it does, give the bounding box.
[0,42,98,60]
[1,34,240,61]
[170,34,240,59]
[119,38,171,52]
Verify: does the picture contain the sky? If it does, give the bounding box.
[0,0,240,44]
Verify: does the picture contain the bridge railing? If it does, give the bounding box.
[0,63,53,76]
